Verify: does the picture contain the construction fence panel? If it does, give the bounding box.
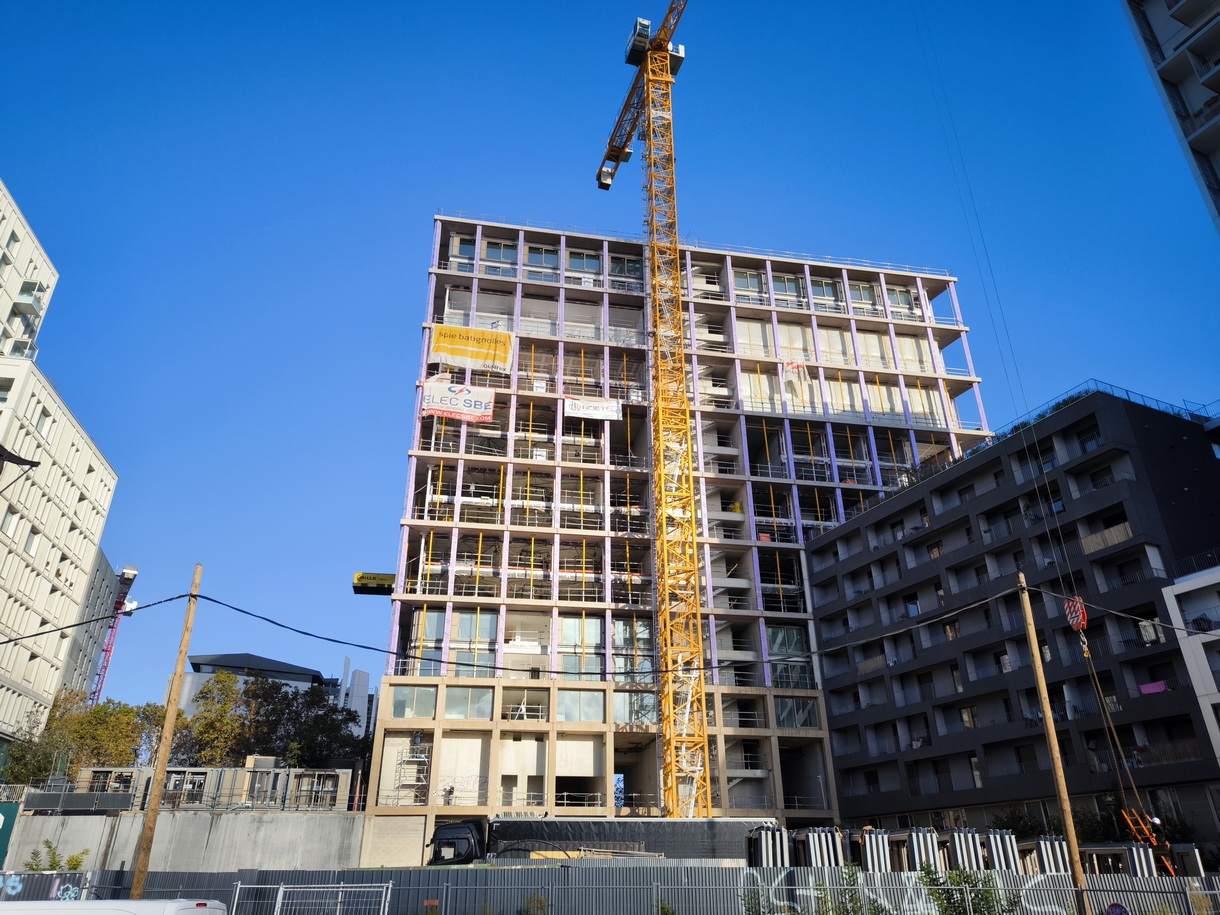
[77,867,1220,915]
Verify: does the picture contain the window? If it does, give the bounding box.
[734,270,764,292]
[773,275,802,296]
[887,287,914,308]
[808,278,839,299]
[443,687,493,719]
[561,654,602,681]
[451,651,495,678]
[568,251,601,273]
[848,283,876,304]
[613,655,654,685]
[527,246,559,268]
[455,610,497,641]
[5,232,18,253]
[903,594,919,618]
[560,615,604,647]
[613,690,657,724]
[485,240,517,262]
[416,650,442,677]
[774,696,817,729]
[609,255,642,277]
[455,237,476,258]
[0,506,17,537]
[767,625,808,654]
[0,378,12,402]
[557,690,604,722]
[414,611,446,641]
[23,527,40,556]
[771,661,815,689]
[34,408,51,437]
[391,686,437,718]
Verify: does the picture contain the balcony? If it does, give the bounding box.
[13,290,44,316]
[1080,522,1133,554]
[1104,568,1168,591]
[1169,0,1215,23]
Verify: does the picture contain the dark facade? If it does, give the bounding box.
[809,386,1220,841]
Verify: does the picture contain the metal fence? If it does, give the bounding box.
[68,867,1220,915]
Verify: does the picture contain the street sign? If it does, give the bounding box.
[1106,904,1129,915]
[1065,595,1087,631]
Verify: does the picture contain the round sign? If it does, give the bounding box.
[1106,904,1129,915]
[1065,595,1087,632]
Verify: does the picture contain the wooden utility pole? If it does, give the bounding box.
[1018,571,1087,906]
[130,564,202,899]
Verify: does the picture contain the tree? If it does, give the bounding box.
[188,670,246,767]
[916,865,1020,915]
[283,685,362,767]
[2,689,91,783]
[175,671,366,768]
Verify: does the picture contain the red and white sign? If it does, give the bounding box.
[1064,595,1088,632]
[421,379,495,423]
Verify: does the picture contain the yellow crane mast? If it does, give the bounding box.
[596,0,712,819]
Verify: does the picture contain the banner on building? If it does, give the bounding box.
[782,362,812,389]
[429,325,513,373]
[422,379,496,423]
[563,396,623,421]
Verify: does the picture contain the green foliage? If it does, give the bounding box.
[190,670,247,766]
[988,805,1051,840]
[916,865,1019,915]
[3,689,90,783]
[810,865,886,915]
[2,689,196,784]
[739,888,805,915]
[657,899,676,915]
[181,672,364,768]
[521,892,548,915]
[23,839,89,871]
[2,672,367,786]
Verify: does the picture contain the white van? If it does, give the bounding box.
[0,901,225,915]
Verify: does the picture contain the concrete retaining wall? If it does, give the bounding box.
[4,811,364,872]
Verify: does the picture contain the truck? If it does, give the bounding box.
[427,816,776,865]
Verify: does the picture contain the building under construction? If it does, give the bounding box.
[361,213,990,865]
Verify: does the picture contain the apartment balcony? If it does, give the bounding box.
[12,290,44,317]
[1169,0,1214,23]
[1183,96,1220,153]
[1102,567,1169,593]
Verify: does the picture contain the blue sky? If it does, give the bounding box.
[3,1,1217,706]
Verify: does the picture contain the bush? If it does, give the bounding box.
[23,839,90,871]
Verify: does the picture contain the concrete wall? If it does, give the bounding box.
[4,810,364,872]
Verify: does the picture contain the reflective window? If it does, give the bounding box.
[391,686,437,718]
[444,687,493,719]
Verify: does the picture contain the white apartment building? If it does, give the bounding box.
[1122,0,1220,233]
[0,180,120,750]
[362,214,990,866]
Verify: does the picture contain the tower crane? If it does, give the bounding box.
[596,1,712,819]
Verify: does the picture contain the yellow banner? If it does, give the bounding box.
[429,325,513,373]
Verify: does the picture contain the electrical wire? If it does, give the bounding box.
[1030,584,1206,641]
[197,594,789,680]
[0,594,188,647]
[824,586,1022,655]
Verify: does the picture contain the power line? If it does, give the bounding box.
[0,594,188,647]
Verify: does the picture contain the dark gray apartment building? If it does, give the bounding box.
[809,384,1220,842]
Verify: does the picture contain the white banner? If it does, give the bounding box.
[782,361,812,388]
[421,380,496,423]
[563,396,622,421]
